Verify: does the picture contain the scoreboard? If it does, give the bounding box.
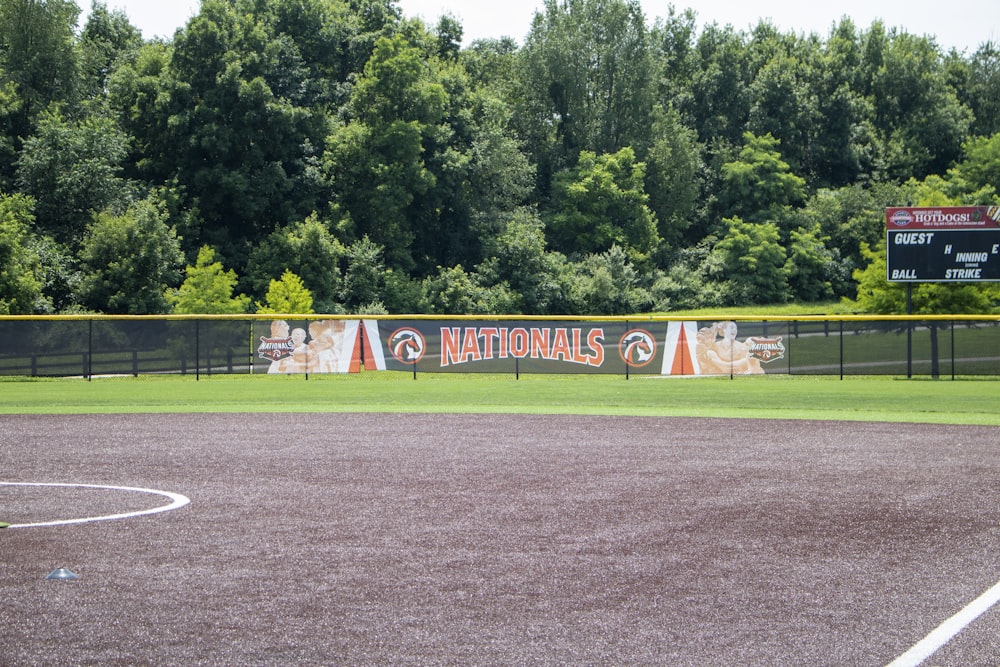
[885,206,1000,283]
[887,229,1000,281]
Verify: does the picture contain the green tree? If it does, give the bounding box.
[707,216,789,304]
[324,33,446,271]
[796,182,903,288]
[418,263,518,314]
[379,268,423,314]
[256,269,313,314]
[0,192,43,313]
[871,30,973,179]
[106,41,181,182]
[517,0,655,182]
[15,107,131,245]
[78,2,142,102]
[850,239,905,314]
[167,245,250,314]
[341,235,386,312]
[746,38,817,178]
[339,0,403,75]
[263,0,363,108]
[461,37,519,95]
[77,198,184,313]
[466,95,536,218]
[950,133,1000,197]
[0,0,79,123]
[570,244,650,315]
[478,207,569,314]
[245,213,347,313]
[685,23,751,148]
[30,233,80,312]
[719,131,805,225]
[964,42,1000,136]
[350,33,447,126]
[0,0,79,193]
[783,225,841,302]
[434,14,462,61]
[810,18,876,187]
[644,104,701,249]
[326,26,507,277]
[650,5,698,102]
[547,147,659,263]
[0,80,21,189]
[161,0,329,259]
[651,240,719,310]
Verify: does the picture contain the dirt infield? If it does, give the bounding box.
[2,413,999,666]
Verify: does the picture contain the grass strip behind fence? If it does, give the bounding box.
[0,374,996,425]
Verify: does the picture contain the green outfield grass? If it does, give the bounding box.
[0,373,996,425]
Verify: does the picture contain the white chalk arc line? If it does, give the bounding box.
[1,482,190,528]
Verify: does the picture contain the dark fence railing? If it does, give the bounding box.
[0,315,997,379]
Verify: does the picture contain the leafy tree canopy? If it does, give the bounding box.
[77,198,183,314]
[167,245,250,314]
[0,192,43,313]
[547,147,659,264]
[256,269,314,314]
[0,0,998,315]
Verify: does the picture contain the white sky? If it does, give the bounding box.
[90,0,997,53]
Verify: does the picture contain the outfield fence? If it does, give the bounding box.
[0,315,997,379]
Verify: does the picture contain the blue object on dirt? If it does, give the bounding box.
[46,567,79,580]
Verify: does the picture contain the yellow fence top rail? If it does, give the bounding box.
[0,313,998,323]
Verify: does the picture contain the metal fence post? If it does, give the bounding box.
[195,319,200,381]
[87,318,93,381]
[951,319,956,381]
[787,320,792,375]
[625,320,630,380]
[839,319,844,380]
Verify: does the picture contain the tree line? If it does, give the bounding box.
[1,0,999,316]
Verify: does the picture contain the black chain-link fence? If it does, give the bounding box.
[0,316,997,378]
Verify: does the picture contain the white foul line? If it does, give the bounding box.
[1,482,190,528]
[885,578,1000,667]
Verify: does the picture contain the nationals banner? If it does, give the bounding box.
[254,318,787,375]
[379,320,632,374]
[375,320,787,376]
[255,319,385,374]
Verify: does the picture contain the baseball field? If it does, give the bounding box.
[2,374,998,665]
